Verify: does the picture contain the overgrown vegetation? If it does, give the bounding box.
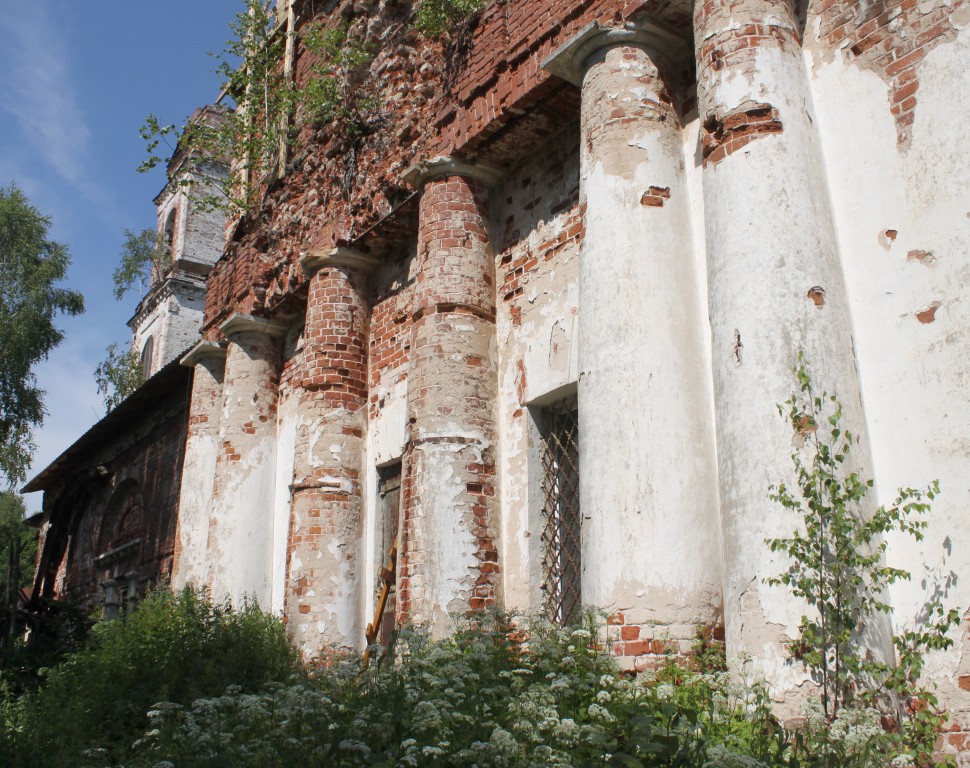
[137,0,382,215]
[415,0,488,36]
[95,342,145,412]
[138,0,488,216]
[300,19,379,133]
[767,355,958,767]
[1,601,957,766]
[139,0,289,214]
[1,587,300,768]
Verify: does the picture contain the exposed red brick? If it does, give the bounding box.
[809,0,969,148]
[702,104,784,166]
[916,301,941,324]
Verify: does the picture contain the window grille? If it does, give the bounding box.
[538,399,581,625]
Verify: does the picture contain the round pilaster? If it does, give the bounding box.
[172,342,226,590]
[208,314,285,607]
[284,248,375,656]
[400,160,500,635]
[573,34,722,652]
[694,0,884,690]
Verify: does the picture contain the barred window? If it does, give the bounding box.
[538,398,581,625]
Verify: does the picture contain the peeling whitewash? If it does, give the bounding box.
[578,41,721,648]
[271,393,298,613]
[166,6,970,748]
[492,125,582,612]
[807,20,970,722]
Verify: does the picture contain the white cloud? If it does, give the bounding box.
[0,4,113,213]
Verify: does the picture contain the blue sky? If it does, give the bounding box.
[0,0,241,510]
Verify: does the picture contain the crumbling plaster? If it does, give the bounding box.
[807,15,970,724]
[154,0,970,754]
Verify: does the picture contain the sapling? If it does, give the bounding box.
[766,354,958,765]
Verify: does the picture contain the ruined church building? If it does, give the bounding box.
[27,0,970,756]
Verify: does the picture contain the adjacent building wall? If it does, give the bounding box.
[28,366,191,612]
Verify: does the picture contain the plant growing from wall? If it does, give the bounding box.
[138,0,290,214]
[766,354,959,766]
[94,343,145,412]
[138,2,385,216]
[300,20,378,133]
[414,0,488,36]
[111,228,169,300]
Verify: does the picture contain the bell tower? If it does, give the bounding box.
[128,105,228,377]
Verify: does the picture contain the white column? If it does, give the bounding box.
[546,23,722,654]
[207,314,286,607]
[694,0,885,690]
[172,341,225,589]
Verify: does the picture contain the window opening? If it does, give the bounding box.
[97,481,144,620]
[163,208,177,262]
[140,336,155,378]
[538,398,581,625]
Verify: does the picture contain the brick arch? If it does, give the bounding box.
[98,479,145,554]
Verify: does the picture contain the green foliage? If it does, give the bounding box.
[0,596,92,702]
[0,184,84,486]
[0,493,36,648]
[139,0,290,214]
[300,20,379,133]
[136,1,404,216]
[95,342,145,412]
[415,0,488,36]
[0,493,34,591]
[766,354,959,766]
[128,614,787,768]
[2,587,301,768]
[112,228,167,301]
[2,598,956,767]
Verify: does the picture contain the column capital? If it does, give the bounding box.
[219,312,289,339]
[300,246,380,278]
[542,20,688,86]
[180,340,227,368]
[402,156,503,190]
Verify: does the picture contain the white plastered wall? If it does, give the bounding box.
[491,132,582,614]
[807,18,970,718]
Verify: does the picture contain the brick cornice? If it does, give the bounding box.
[300,246,380,278]
[180,340,227,368]
[219,312,288,339]
[542,20,689,86]
[402,156,503,190]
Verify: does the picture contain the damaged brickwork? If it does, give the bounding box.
[808,0,970,148]
[40,0,959,758]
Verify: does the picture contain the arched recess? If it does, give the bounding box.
[162,207,177,262]
[96,479,146,617]
[140,336,155,378]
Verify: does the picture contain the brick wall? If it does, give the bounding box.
[201,0,694,337]
[35,384,189,611]
[368,256,414,419]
